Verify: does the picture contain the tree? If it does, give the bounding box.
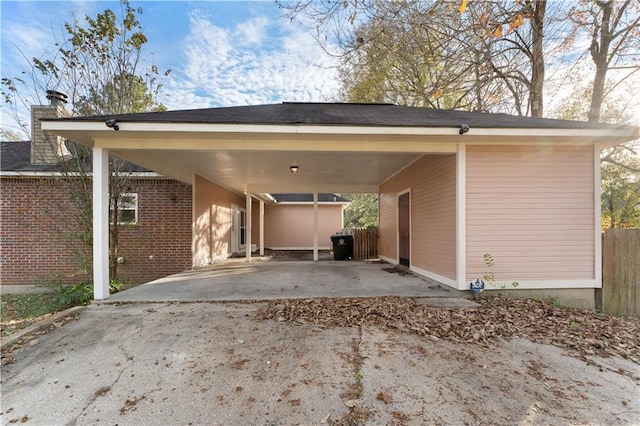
[2,1,168,281]
[341,193,378,229]
[566,1,640,123]
[601,158,640,229]
[282,0,556,117]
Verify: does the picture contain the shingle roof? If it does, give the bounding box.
[1,141,31,171]
[0,140,150,172]
[271,193,349,203]
[54,102,638,131]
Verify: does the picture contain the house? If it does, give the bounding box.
[266,194,348,250]
[40,102,639,306]
[0,97,348,287]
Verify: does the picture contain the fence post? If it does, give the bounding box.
[602,228,640,316]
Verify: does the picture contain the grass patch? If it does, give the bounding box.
[1,278,125,337]
[1,292,59,322]
[1,292,63,337]
[1,280,97,337]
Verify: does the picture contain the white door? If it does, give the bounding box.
[231,204,246,253]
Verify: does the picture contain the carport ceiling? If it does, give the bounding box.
[115,150,424,194]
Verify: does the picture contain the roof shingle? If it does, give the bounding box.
[51,102,638,131]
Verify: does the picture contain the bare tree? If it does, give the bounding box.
[2,1,168,281]
[565,0,640,122]
[282,0,559,117]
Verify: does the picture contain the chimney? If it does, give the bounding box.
[30,90,72,165]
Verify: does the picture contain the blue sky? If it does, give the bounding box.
[1,0,341,137]
[2,0,639,139]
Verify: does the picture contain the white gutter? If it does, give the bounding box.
[42,121,640,139]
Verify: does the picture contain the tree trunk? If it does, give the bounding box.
[588,1,613,123]
[109,191,119,279]
[530,0,546,118]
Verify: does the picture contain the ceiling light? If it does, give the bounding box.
[290,165,299,174]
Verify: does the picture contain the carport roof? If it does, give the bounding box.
[41,102,640,194]
[51,102,639,131]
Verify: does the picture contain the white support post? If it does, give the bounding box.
[246,192,252,262]
[259,200,265,256]
[93,147,110,300]
[594,145,602,288]
[456,143,467,290]
[313,192,319,262]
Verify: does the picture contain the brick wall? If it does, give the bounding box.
[0,176,192,286]
[116,178,192,284]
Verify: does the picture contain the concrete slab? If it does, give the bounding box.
[3,303,638,425]
[1,303,355,425]
[106,259,462,303]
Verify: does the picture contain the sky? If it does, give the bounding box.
[0,0,342,138]
[1,1,639,140]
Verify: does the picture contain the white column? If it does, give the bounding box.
[594,144,602,287]
[313,192,319,262]
[259,200,265,256]
[456,143,467,290]
[246,192,252,262]
[93,147,110,300]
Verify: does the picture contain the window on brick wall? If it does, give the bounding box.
[111,193,138,224]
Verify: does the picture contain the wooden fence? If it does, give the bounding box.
[602,228,640,316]
[352,228,378,260]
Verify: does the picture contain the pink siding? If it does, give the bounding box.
[193,175,245,266]
[466,145,595,281]
[264,204,343,249]
[379,155,457,280]
[378,192,397,260]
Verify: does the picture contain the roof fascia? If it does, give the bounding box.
[42,121,639,139]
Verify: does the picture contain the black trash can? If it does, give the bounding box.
[331,234,353,260]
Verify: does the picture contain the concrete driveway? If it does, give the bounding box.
[3,301,638,425]
[107,258,460,303]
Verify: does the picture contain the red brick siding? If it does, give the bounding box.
[1,177,89,285]
[114,178,192,285]
[0,177,192,286]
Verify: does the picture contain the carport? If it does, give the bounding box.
[42,102,639,301]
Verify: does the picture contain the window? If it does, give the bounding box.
[111,193,138,224]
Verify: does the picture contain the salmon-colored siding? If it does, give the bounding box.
[379,155,457,280]
[465,145,595,282]
[193,175,245,266]
[264,204,343,249]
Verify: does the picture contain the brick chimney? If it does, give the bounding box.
[30,90,72,165]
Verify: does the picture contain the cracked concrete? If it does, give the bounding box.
[2,302,639,425]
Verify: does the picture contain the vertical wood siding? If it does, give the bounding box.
[379,155,457,279]
[264,204,343,248]
[602,228,639,316]
[193,175,245,266]
[466,145,595,281]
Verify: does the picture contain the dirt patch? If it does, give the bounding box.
[381,266,413,276]
[263,249,333,261]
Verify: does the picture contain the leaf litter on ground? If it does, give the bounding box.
[258,296,640,373]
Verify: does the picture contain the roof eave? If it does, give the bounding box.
[41,121,639,147]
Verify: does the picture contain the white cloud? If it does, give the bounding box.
[234,16,269,46]
[161,11,340,111]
